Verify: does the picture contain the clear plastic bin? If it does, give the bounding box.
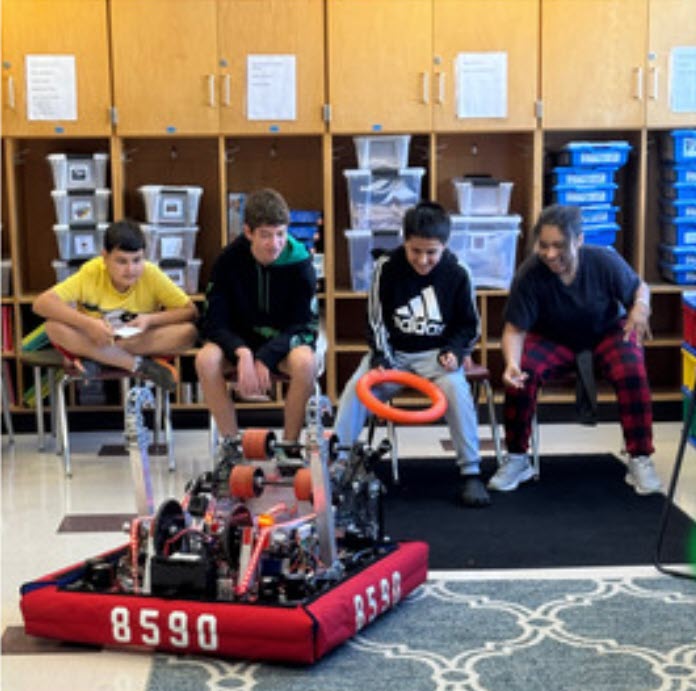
[344,168,425,230]
[353,135,411,170]
[47,153,109,190]
[141,224,199,261]
[51,189,111,224]
[344,229,402,291]
[558,141,631,167]
[452,178,513,216]
[53,224,108,260]
[447,223,520,289]
[158,258,202,294]
[139,185,203,225]
[450,214,521,233]
[660,130,696,163]
[51,259,88,283]
[1,258,11,296]
[227,192,246,241]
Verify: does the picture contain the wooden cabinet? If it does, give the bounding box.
[542,0,648,129]
[646,0,696,127]
[217,0,325,134]
[328,0,433,133]
[110,0,220,135]
[1,0,112,136]
[432,0,538,132]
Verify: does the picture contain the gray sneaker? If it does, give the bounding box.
[487,453,535,491]
[625,455,662,495]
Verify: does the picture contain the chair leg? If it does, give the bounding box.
[153,385,163,447]
[34,365,45,451]
[387,420,399,483]
[56,375,71,477]
[209,414,218,462]
[482,378,503,466]
[48,368,57,449]
[164,391,175,471]
[1,374,14,444]
[531,411,541,479]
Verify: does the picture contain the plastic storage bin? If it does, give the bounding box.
[660,198,696,218]
[582,223,620,246]
[447,220,521,289]
[661,218,696,245]
[450,214,521,233]
[289,209,323,224]
[661,182,696,201]
[660,261,696,285]
[662,165,696,185]
[552,183,618,205]
[139,185,203,225]
[141,225,199,261]
[452,177,513,216]
[51,189,110,224]
[53,224,108,260]
[344,168,425,230]
[158,258,202,294]
[47,153,109,190]
[353,135,410,170]
[344,229,402,291]
[580,204,618,225]
[552,167,615,186]
[683,293,696,347]
[659,243,696,266]
[557,141,632,167]
[51,259,88,283]
[1,258,11,296]
[660,130,696,163]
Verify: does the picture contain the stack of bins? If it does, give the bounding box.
[139,185,203,294]
[682,292,696,442]
[343,135,424,291]
[288,209,324,287]
[48,153,111,282]
[659,130,696,285]
[550,141,631,247]
[449,176,521,289]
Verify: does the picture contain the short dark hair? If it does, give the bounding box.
[403,201,451,243]
[104,219,146,253]
[244,188,290,231]
[533,205,583,242]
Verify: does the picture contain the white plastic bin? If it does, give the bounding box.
[47,153,109,190]
[344,229,402,291]
[448,215,521,289]
[139,185,203,225]
[452,178,514,215]
[353,135,411,170]
[53,224,108,260]
[344,168,425,230]
[51,259,88,283]
[51,189,111,225]
[141,225,199,261]
[158,258,202,294]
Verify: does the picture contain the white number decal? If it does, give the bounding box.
[392,571,401,605]
[354,594,366,631]
[380,577,391,610]
[111,606,131,643]
[352,570,403,632]
[366,585,377,622]
[197,614,218,651]
[140,608,160,646]
[168,611,189,648]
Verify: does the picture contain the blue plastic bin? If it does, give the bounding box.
[660,198,696,218]
[661,218,696,245]
[290,210,323,224]
[660,261,696,285]
[661,182,696,202]
[661,165,696,185]
[659,243,696,265]
[582,223,619,246]
[553,183,618,205]
[558,141,631,167]
[551,167,615,186]
[660,130,696,163]
[580,205,618,225]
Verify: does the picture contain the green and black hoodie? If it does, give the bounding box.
[200,234,318,371]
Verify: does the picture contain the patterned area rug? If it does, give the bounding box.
[147,572,696,691]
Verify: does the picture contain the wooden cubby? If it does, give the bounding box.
[2,0,694,423]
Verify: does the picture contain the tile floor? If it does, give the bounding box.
[1,420,693,690]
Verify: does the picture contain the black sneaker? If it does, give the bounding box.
[135,357,178,392]
[460,475,491,508]
[73,357,104,379]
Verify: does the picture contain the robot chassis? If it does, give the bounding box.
[74,383,394,605]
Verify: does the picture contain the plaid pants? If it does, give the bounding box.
[504,325,654,457]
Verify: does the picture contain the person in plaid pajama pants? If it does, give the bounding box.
[488,204,661,496]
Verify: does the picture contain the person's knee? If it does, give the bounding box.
[44,320,71,347]
[195,344,224,380]
[287,346,316,383]
[178,322,198,348]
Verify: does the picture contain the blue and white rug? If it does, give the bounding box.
[147,569,696,691]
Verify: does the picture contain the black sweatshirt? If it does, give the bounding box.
[200,234,318,371]
[367,246,480,368]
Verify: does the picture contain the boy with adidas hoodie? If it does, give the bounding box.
[333,201,489,507]
[196,188,319,456]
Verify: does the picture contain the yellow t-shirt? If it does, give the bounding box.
[53,256,190,321]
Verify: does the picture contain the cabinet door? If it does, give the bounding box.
[433,0,538,131]
[647,0,696,127]
[218,0,325,134]
[110,0,219,135]
[542,0,648,128]
[1,0,111,136]
[328,0,432,133]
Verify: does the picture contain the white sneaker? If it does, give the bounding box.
[625,455,662,495]
[487,453,535,491]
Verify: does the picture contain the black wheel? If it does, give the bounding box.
[151,499,186,556]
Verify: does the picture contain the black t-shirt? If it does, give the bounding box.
[503,245,640,351]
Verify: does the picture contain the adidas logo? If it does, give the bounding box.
[393,286,445,336]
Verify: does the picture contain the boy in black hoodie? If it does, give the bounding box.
[196,189,318,457]
[333,201,489,507]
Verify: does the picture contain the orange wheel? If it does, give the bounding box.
[293,468,313,502]
[356,369,448,425]
[229,465,264,499]
[242,428,276,460]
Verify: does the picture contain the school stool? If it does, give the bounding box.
[367,361,503,484]
[1,373,15,444]
[19,348,174,477]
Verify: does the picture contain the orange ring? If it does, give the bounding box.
[356,369,447,425]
